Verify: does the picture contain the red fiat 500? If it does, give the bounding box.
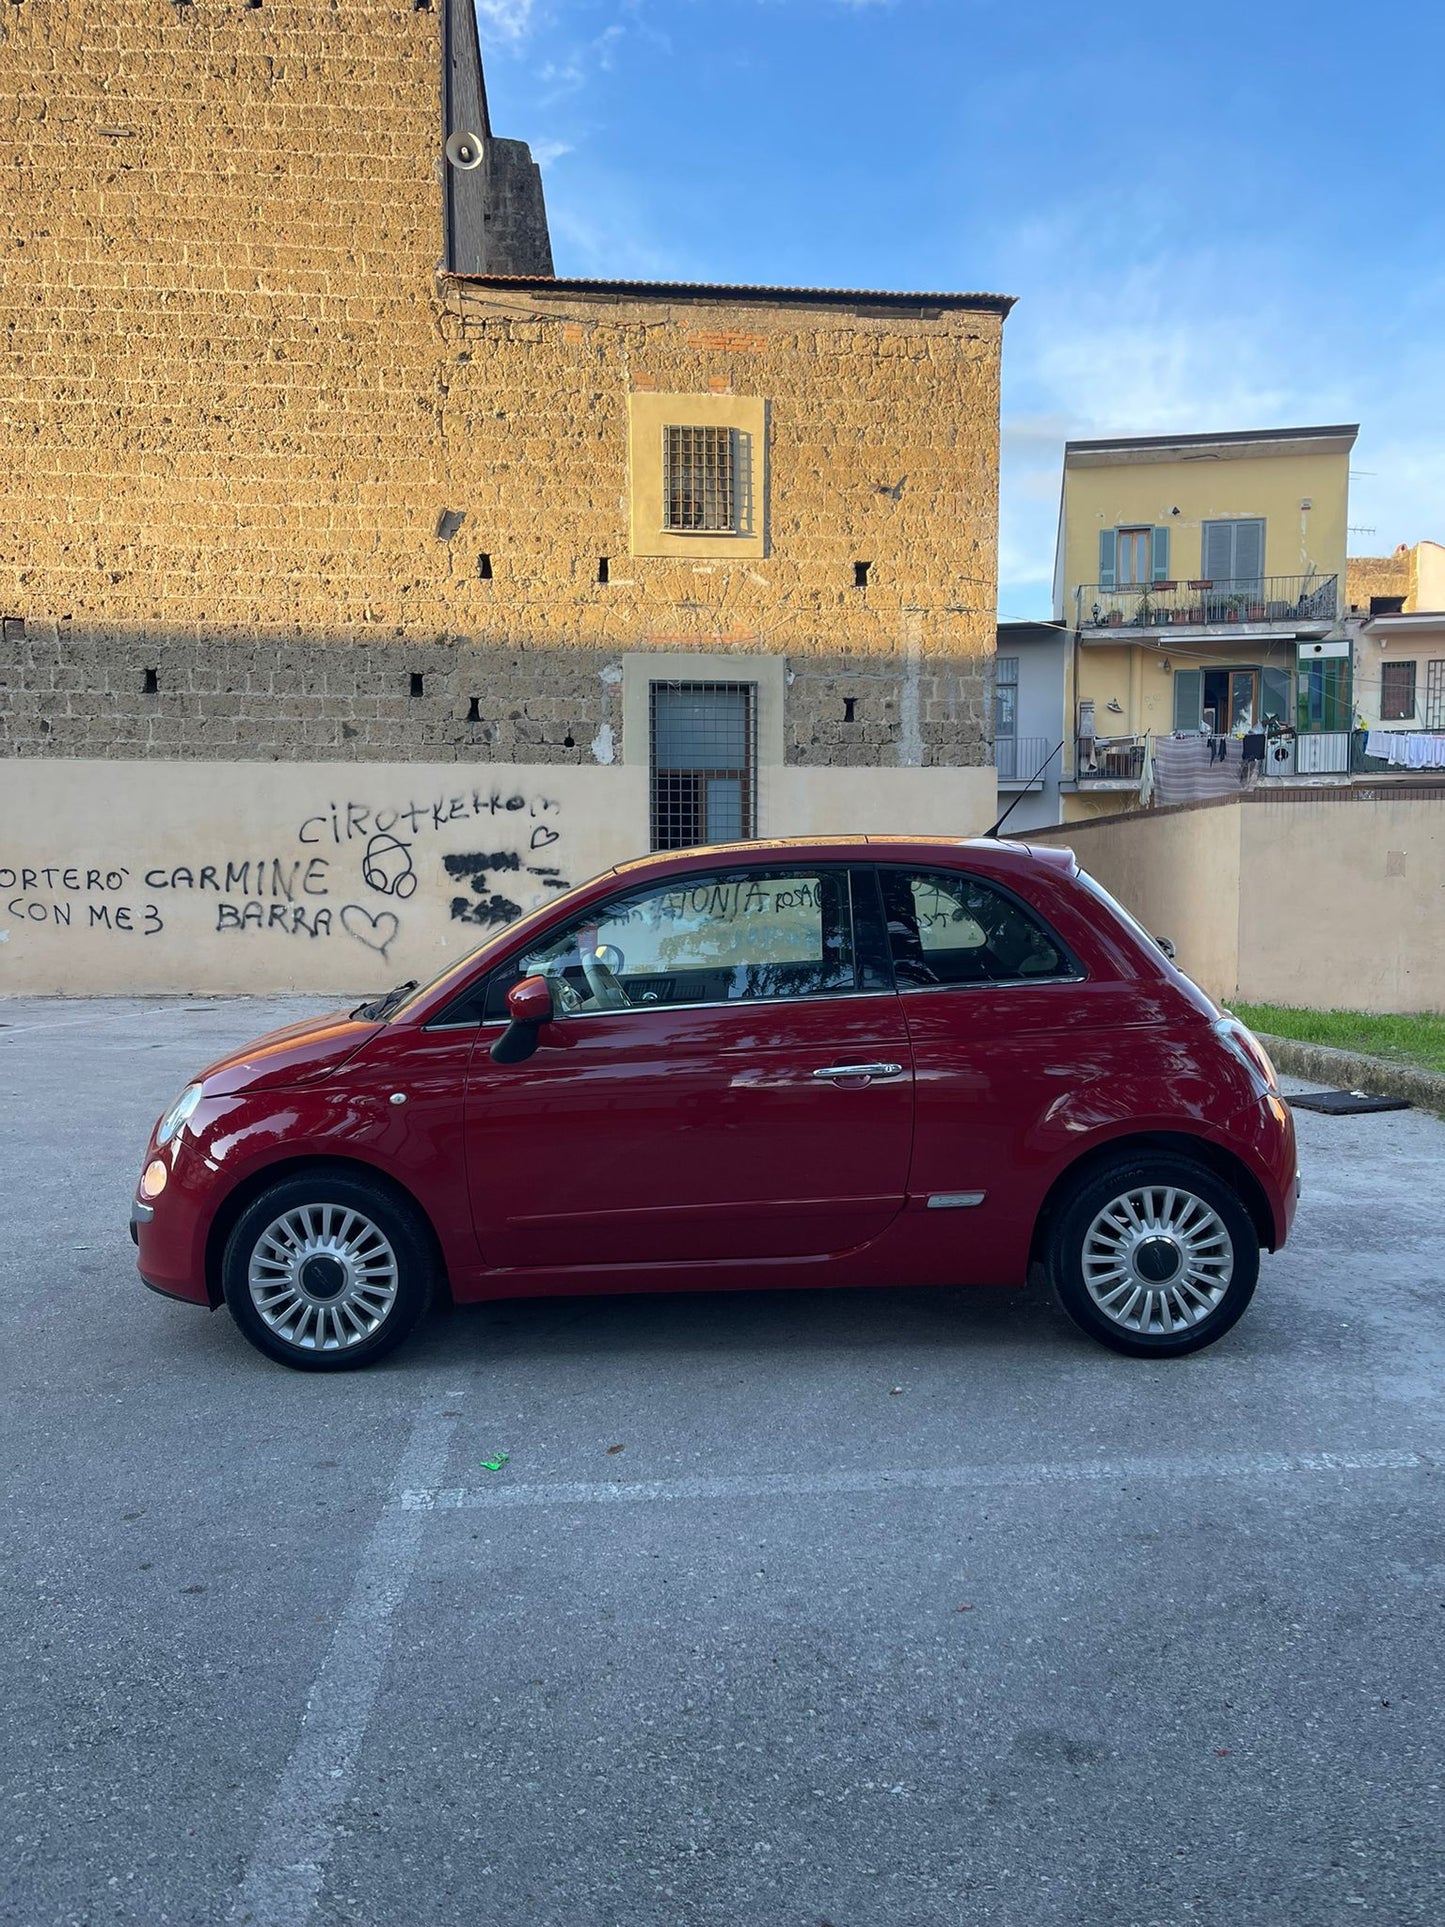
[132,836,1296,1371]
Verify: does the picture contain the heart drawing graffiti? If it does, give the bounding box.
[340,904,400,959]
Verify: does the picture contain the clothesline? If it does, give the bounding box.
[1363,729,1445,770]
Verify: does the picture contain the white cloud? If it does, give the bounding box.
[990,204,1445,616]
[475,0,540,44]
[538,21,625,102]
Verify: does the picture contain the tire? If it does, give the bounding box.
[1045,1153,1259,1358]
[222,1170,434,1372]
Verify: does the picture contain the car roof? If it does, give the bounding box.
[604,834,1077,882]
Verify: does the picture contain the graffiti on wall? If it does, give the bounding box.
[0,786,571,963]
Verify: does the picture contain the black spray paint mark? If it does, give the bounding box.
[340,904,400,958]
[442,851,526,929]
[361,832,418,900]
[297,792,560,847]
[216,904,335,939]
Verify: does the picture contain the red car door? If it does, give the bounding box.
[874,862,1131,1283]
[463,864,913,1273]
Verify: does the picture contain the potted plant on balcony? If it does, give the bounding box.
[1224,594,1244,623]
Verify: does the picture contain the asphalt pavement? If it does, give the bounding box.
[1,996,1441,1927]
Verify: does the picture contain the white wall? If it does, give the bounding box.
[1030,792,1445,1013]
[0,759,997,996]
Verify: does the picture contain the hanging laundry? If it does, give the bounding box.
[1137,733,1156,808]
[1362,731,1445,770]
[1152,736,1244,805]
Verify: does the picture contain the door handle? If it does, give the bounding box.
[811,1061,905,1083]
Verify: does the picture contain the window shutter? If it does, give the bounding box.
[1098,529,1116,589]
[1150,527,1170,582]
[1234,518,1265,591]
[1200,521,1231,583]
[1172,669,1203,733]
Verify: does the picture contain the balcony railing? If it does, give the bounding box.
[1076,575,1338,630]
[995,735,1052,783]
[1072,726,1355,787]
[1074,734,1148,783]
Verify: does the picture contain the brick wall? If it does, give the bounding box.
[2,2,1003,768]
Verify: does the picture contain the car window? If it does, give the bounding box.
[879,867,1074,987]
[492,869,856,1016]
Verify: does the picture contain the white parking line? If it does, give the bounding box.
[225,1410,460,1927]
[401,1446,1428,1516]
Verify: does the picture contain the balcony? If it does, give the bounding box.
[1076,575,1338,634]
[995,735,1053,786]
[1071,733,1148,787]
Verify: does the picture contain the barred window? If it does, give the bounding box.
[664,425,736,533]
[1380,659,1416,722]
[995,655,1018,739]
[650,681,756,851]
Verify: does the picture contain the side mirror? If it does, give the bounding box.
[1154,934,1176,961]
[490,974,554,1064]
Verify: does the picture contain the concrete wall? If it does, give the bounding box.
[1027,792,1445,1013]
[0,758,996,996]
[1024,802,1243,1002]
[1235,793,1445,1012]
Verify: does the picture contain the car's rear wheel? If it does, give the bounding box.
[222,1171,433,1372]
[1046,1153,1259,1357]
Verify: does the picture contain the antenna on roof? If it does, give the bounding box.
[982,739,1065,840]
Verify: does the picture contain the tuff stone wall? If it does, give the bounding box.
[2,1,1003,770]
[0,623,990,769]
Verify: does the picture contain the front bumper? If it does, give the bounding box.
[131,1161,213,1305]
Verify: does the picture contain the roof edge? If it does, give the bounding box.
[446,272,1015,316]
[1065,423,1359,458]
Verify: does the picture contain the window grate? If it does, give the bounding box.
[1425,659,1445,731]
[664,425,735,533]
[1380,659,1416,722]
[995,654,1018,740]
[649,681,756,851]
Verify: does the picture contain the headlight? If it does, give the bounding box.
[156,1082,203,1147]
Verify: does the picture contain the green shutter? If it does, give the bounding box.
[1151,526,1171,582]
[1098,529,1117,589]
[1172,669,1203,732]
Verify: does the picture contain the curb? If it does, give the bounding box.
[1256,1033,1445,1118]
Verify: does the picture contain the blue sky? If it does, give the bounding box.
[475,0,1444,616]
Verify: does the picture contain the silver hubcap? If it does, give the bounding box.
[247,1203,399,1352]
[1082,1185,1233,1335]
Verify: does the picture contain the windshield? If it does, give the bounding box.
[383,876,609,1020]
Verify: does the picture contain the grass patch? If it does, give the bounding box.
[1235,1003,1445,1076]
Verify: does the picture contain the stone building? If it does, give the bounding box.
[1,0,1011,994]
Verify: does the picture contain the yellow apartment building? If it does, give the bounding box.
[1052,425,1357,818]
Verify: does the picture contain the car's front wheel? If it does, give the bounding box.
[1046,1153,1259,1358]
[222,1171,434,1372]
